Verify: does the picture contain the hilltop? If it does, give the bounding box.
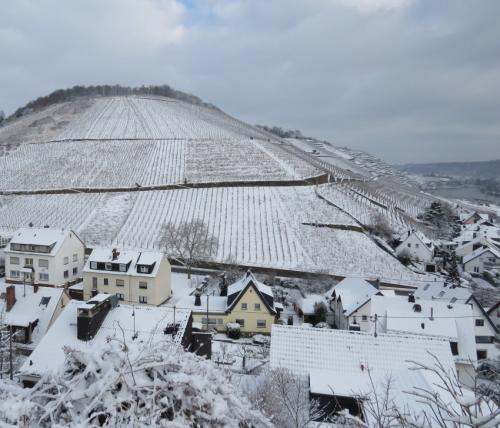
[398,159,500,180]
[0,88,438,283]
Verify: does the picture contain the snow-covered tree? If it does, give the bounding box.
[159,219,218,278]
[0,310,16,380]
[0,335,271,427]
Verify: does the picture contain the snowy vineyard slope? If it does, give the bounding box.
[0,187,417,281]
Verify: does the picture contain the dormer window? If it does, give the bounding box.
[105,262,112,271]
[139,265,149,273]
[119,264,126,272]
[90,261,97,269]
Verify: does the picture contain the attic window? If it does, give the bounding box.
[39,297,51,307]
[423,284,430,291]
[105,262,112,271]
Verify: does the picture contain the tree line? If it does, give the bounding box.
[3,84,217,123]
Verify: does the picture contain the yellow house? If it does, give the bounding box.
[178,272,278,334]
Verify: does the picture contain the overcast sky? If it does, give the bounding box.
[1,0,499,164]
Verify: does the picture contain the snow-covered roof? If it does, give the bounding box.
[68,282,83,291]
[399,230,434,249]
[0,281,64,349]
[463,246,500,265]
[326,277,379,316]
[370,295,476,364]
[227,272,273,298]
[175,295,227,313]
[414,281,472,304]
[271,325,456,378]
[19,299,191,378]
[6,228,77,255]
[84,247,165,277]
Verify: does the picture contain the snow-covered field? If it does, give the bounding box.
[0,186,416,281]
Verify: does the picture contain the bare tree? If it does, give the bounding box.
[404,353,500,428]
[158,219,218,278]
[249,368,325,428]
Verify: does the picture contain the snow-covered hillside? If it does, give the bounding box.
[0,94,430,281]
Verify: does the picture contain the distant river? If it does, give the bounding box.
[429,186,500,205]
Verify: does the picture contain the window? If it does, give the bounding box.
[477,350,487,360]
[63,257,69,265]
[362,315,368,321]
[139,296,147,304]
[475,319,484,327]
[474,266,480,273]
[139,281,147,289]
[201,318,217,325]
[241,303,248,310]
[235,319,245,327]
[72,267,78,275]
[9,257,19,265]
[10,270,20,278]
[450,342,459,356]
[407,243,411,248]
[139,266,149,273]
[25,258,33,266]
[415,244,419,248]
[92,277,97,289]
[489,258,496,263]
[105,262,112,271]
[39,273,49,281]
[90,261,97,269]
[38,259,49,268]
[257,320,266,328]
[103,278,109,285]
[119,264,127,272]
[255,303,261,311]
[73,254,78,262]
[217,319,223,325]
[63,270,69,279]
[116,293,124,301]
[475,336,494,344]
[116,279,124,287]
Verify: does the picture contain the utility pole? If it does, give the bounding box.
[132,305,137,340]
[373,314,378,338]
[9,324,13,380]
[206,295,209,332]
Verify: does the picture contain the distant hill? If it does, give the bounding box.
[398,159,500,179]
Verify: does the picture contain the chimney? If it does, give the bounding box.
[194,290,202,306]
[111,248,119,261]
[246,269,251,278]
[408,294,415,303]
[77,296,114,341]
[220,274,228,297]
[6,285,16,312]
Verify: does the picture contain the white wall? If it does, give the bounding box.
[396,234,433,263]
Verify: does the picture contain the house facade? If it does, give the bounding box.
[178,272,278,334]
[325,277,381,331]
[462,247,500,275]
[4,228,85,287]
[83,248,171,306]
[395,230,434,263]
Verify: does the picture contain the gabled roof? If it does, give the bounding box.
[7,228,82,255]
[0,282,65,349]
[19,299,191,378]
[370,295,476,364]
[226,272,275,314]
[398,230,434,251]
[463,246,500,265]
[326,277,379,316]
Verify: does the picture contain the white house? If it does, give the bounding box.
[414,282,499,361]
[18,294,192,387]
[83,247,171,306]
[270,325,459,425]
[325,277,382,331]
[486,301,500,332]
[370,294,477,387]
[4,228,85,288]
[455,237,498,259]
[395,230,435,263]
[0,282,69,353]
[462,247,500,275]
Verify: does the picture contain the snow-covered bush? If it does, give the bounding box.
[0,338,270,427]
[227,323,241,340]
